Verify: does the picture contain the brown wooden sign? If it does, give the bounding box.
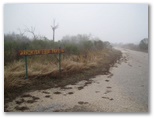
[19,49,64,56]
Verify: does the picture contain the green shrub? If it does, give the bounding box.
[4,33,112,65]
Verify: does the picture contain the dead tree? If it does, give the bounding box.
[51,19,58,42]
[24,26,37,39]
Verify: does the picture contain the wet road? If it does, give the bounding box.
[6,48,149,112]
[112,48,149,109]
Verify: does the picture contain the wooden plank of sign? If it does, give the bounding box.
[19,49,65,56]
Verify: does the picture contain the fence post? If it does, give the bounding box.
[24,48,28,80]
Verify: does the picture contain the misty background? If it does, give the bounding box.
[4,4,148,44]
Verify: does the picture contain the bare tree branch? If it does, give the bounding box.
[24,26,37,39]
[51,20,58,30]
[51,19,59,42]
[17,28,26,36]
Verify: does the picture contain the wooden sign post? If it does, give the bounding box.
[19,48,64,79]
[24,48,28,80]
[59,47,61,75]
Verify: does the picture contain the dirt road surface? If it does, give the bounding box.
[6,48,149,112]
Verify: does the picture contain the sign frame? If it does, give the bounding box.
[19,49,64,56]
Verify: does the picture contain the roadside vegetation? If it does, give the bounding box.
[113,38,148,52]
[4,33,122,103]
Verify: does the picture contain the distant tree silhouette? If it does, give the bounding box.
[139,38,148,50]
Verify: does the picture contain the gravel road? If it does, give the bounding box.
[6,48,149,112]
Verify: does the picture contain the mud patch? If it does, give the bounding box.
[105,80,109,82]
[20,94,40,104]
[68,92,74,95]
[77,80,93,90]
[45,95,51,98]
[54,91,61,94]
[26,99,37,104]
[106,86,112,89]
[16,95,40,105]
[84,81,92,86]
[107,73,113,78]
[110,98,114,100]
[102,97,114,101]
[104,90,112,94]
[15,106,29,111]
[15,99,25,105]
[102,96,110,99]
[22,94,32,98]
[128,63,132,67]
[62,87,72,90]
[32,96,40,100]
[42,91,50,94]
[78,86,84,90]
[78,101,89,105]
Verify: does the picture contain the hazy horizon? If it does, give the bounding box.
[4,4,148,44]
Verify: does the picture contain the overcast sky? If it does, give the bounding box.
[4,4,148,44]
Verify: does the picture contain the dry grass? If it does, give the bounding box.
[4,49,121,92]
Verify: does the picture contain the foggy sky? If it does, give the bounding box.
[4,4,148,44]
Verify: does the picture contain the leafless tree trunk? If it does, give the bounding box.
[51,19,58,42]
